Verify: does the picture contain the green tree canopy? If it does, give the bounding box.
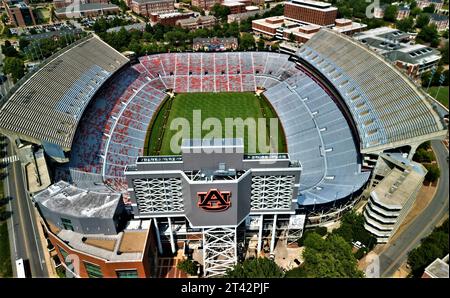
[417,24,440,47]
[396,16,414,32]
[383,5,399,22]
[286,233,364,278]
[239,32,255,50]
[407,219,448,277]
[424,164,440,182]
[415,13,430,28]
[225,257,284,278]
[3,57,25,83]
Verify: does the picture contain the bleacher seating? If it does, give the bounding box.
[56,51,378,205]
[297,29,446,151]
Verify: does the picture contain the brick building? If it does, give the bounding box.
[128,0,174,17]
[284,0,337,26]
[176,15,216,30]
[150,10,194,25]
[252,15,297,38]
[282,24,320,44]
[35,181,156,278]
[192,37,238,51]
[223,1,246,14]
[191,0,222,10]
[3,0,36,27]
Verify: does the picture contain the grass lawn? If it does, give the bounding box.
[145,92,286,155]
[427,86,449,107]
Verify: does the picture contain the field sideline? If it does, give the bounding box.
[144,92,286,155]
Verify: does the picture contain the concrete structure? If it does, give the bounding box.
[363,153,427,243]
[0,35,129,161]
[124,138,303,276]
[3,0,36,27]
[429,13,449,31]
[149,10,194,25]
[354,27,442,78]
[252,16,298,38]
[128,0,174,17]
[422,254,449,278]
[282,24,320,43]
[331,18,367,35]
[191,0,222,10]
[284,0,337,26]
[54,3,120,18]
[297,29,447,157]
[192,37,238,51]
[176,15,216,30]
[106,23,146,33]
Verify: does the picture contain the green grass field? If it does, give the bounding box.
[427,86,449,108]
[145,92,286,155]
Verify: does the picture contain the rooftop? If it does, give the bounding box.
[288,0,337,11]
[55,3,119,14]
[371,154,426,208]
[34,180,122,219]
[424,255,449,278]
[52,220,151,262]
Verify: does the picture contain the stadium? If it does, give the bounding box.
[0,29,447,277]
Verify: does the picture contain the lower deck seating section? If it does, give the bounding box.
[264,72,370,206]
[60,52,369,205]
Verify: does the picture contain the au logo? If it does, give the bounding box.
[197,189,231,211]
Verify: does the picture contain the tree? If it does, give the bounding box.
[424,164,440,182]
[440,41,449,65]
[257,38,265,50]
[332,211,376,250]
[210,3,231,20]
[383,5,398,22]
[415,13,430,28]
[422,4,436,13]
[239,32,255,50]
[177,259,198,276]
[1,40,19,58]
[417,24,439,47]
[411,6,422,16]
[407,219,448,277]
[225,257,284,278]
[396,16,414,32]
[286,233,364,278]
[288,32,295,42]
[3,57,25,82]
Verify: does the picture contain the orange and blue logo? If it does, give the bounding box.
[197,189,231,211]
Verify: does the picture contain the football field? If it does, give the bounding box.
[144,92,286,155]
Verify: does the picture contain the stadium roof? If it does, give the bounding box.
[297,29,447,153]
[0,35,128,151]
[34,180,122,219]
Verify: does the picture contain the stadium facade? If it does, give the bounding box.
[125,138,303,276]
[0,30,448,277]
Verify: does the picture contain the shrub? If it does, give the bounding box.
[177,259,198,276]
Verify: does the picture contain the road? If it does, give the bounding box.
[4,140,48,277]
[378,140,449,277]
